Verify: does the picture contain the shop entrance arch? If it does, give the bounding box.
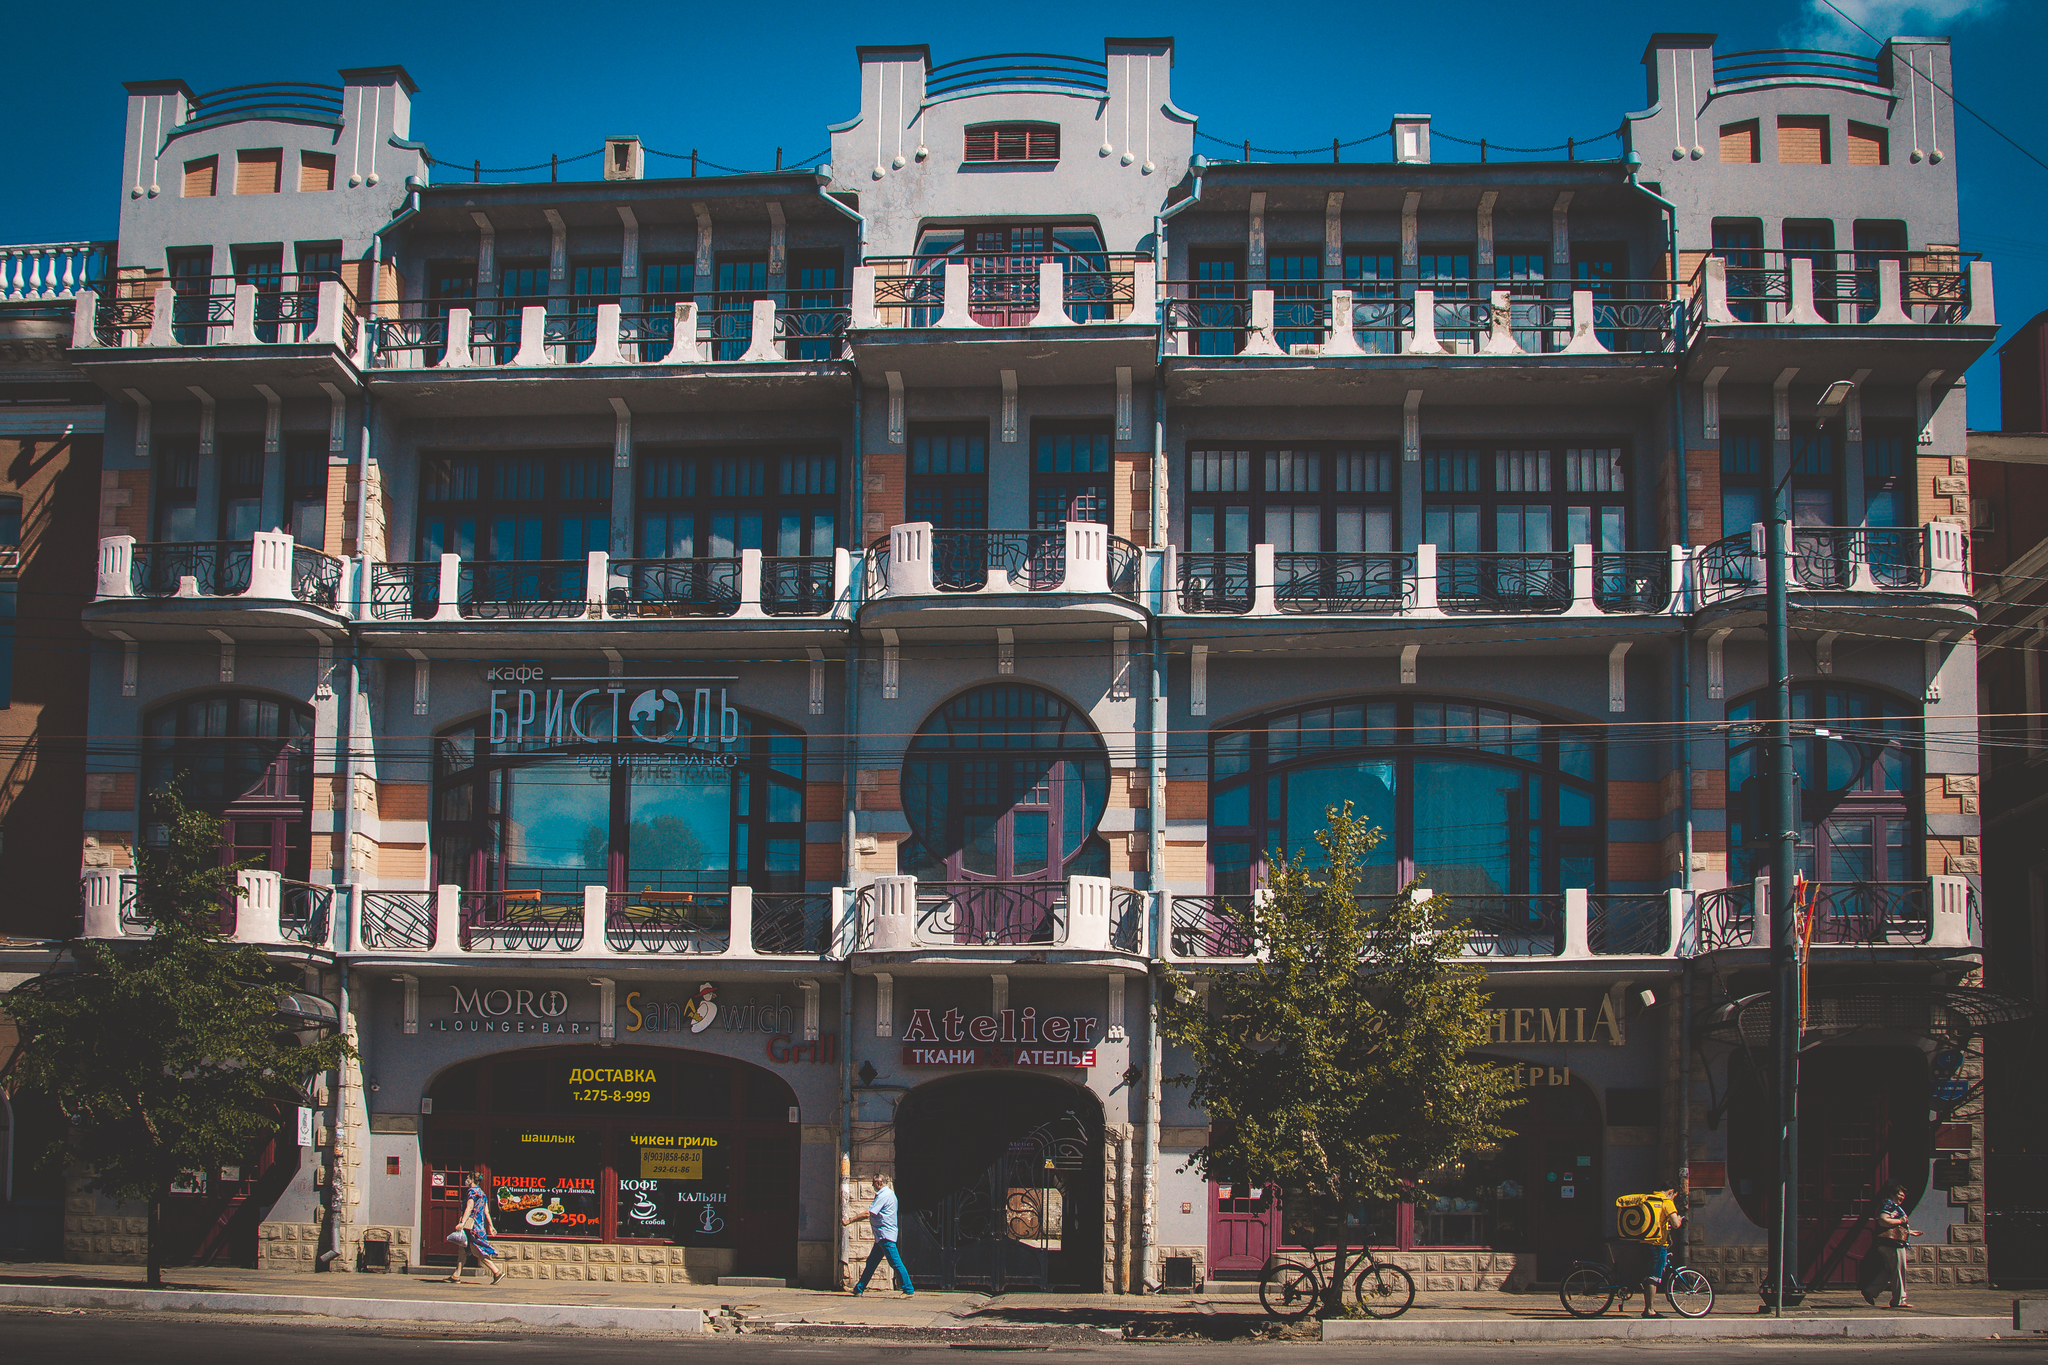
[419,1045,798,1278]
[894,1072,1105,1291]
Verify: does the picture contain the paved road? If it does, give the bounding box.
[1,1306,2036,1362]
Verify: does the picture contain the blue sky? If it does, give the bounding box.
[5,0,2041,425]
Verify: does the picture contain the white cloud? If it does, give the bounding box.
[1784,0,2003,50]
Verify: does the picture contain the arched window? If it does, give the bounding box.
[432,708,805,894]
[1726,683,1918,884]
[142,692,314,878]
[900,684,1109,883]
[1208,697,1602,897]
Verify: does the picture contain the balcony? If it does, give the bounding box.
[365,293,852,416]
[859,521,1150,638]
[1694,876,1979,954]
[87,531,347,636]
[80,868,336,950]
[849,256,1158,385]
[1160,278,1683,407]
[850,875,1150,964]
[1693,522,1974,636]
[1164,888,1688,971]
[1684,250,1997,385]
[1,242,110,302]
[67,277,365,402]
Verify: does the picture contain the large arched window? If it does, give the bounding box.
[900,684,1109,882]
[432,708,805,894]
[142,692,314,879]
[1726,683,1918,884]
[1208,697,1602,897]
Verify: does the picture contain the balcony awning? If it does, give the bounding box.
[276,988,341,1032]
[1702,984,2030,1050]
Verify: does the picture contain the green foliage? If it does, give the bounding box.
[1161,802,1520,1231]
[6,785,354,1282]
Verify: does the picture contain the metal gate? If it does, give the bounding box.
[897,1077,1101,1292]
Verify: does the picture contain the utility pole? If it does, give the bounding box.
[1764,434,1802,1317]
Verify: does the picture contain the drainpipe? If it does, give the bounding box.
[816,182,868,260]
[323,634,363,1271]
[1629,160,1694,1212]
[839,371,864,1290]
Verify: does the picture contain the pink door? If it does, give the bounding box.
[1207,1181,1277,1276]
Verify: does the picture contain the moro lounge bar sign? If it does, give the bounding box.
[902,1006,1100,1069]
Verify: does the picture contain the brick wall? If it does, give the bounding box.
[98,467,148,539]
[865,448,905,544]
[1686,451,1720,543]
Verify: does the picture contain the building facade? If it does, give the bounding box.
[33,31,2008,1291]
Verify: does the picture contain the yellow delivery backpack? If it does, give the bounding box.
[1614,1190,1680,1243]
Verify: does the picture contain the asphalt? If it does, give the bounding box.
[0,1260,2028,1343]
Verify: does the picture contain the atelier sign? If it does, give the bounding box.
[1485,997,1625,1046]
[902,1007,1100,1047]
[903,1046,1098,1069]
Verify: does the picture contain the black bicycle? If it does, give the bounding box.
[1259,1246,1417,1320]
[1559,1250,1714,1318]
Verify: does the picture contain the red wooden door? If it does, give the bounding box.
[1799,1055,1893,1287]
[1207,1181,1277,1276]
[421,1129,477,1263]
[968,227,1044,327]
[735,1126,798,1278]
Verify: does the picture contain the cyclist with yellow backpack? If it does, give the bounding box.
[1614,1190,1683,1318]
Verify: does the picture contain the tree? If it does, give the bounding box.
[5,786,354,1285]
[1161,803,1521,1316]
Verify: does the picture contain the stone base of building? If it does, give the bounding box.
[61,1213,147,1263]
[1688,1242,1989,1288]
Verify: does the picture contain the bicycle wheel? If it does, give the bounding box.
[1260,1262,1320,1321]
[1664,1267,1714,1318]
[1353,1262,1416,1318]
[1560,1266,1616,1318]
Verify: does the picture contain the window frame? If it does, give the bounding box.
[1186,443,1399,554]
[417,449,614,562]
[1421,443,1632,555]
[907,422,990,531]
[963,122,1061,164]
[1030,420,1113,528]
[635,446,840,559]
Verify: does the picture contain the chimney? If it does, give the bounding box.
[1391,115,1432,165]
[605,136,644,181]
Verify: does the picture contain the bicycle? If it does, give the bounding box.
[1259,1246,1416,1320]
[1559,1248,1714,1318]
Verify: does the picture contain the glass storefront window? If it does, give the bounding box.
[618,1135,733,1245]
[1411,1148,1519,1248]
[489,1128,600,1235]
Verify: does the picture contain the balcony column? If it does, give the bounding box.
[887,522,935,596]
[1668,888,1693,956]
[582,885,610,957]
[309,279,348,347]
[145,283,177,346]
[937,263,977,329]
[1750,875,1771,949]
[850,265,880,328]
[725,885,755,957]
[248,530,294,599]
[584,550,609,619]
[1412,543,1439,613]
[871,875,918,950]
[1927,521,1970,594]
[1848,534,1880,593]
[1785,258,1823,325]
[1568,541,1598,616]
[351,553,373,621]
[1870,260,1911,325]
[667,301,704,363]
[511,304,549,366]
[437,307,473,368]
[832,547,853,618]
[227,283,259,345]
[1323,289,1362,356]
[1561,290,1607,353]
[80,868,127,938]
[1030,260,1069,326]
[1966,261,1996,326]
[1242,289,1283,356]
[435,884,462,953]
[734,547,767,619]
[234,869,283,944]
[588,302,626,364]
[740,298,780,361]
[433,552,464,622]
[1065,521,1110,594]
[1066,876,1111,951]
[1560,888,1590,960]
[1250,543,1279,615]
[1669,544,1691,614]
[1407,288,1444,355]
[71,288,100,348]
[1481,289,1522,354]
[1700,257,1735,324]
[1929,875,1974,948]
[1128,258,1157,325]
[97,535,136,599]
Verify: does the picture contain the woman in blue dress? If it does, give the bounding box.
[445,1177,504,1284]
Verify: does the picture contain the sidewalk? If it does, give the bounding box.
[0,1261,2022,1341]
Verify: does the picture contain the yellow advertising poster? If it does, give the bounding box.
[639,1148,704,1181]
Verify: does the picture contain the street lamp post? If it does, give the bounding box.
[1764,494,1799,1317]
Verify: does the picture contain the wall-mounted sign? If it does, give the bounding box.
[562,1063,661,1109]
[488,685,743,751]
[903,1045,1097,1069]
[433,985,595,1036]
[902,1008,1100,1047]
[1485,998,1625,1046]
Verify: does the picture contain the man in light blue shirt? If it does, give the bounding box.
[842,1174,915,1296]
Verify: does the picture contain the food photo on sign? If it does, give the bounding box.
[488,1130,601,1232]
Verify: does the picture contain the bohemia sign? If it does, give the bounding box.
[901,1007,1100,1069]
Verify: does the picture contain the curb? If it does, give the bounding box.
[1321,1314,2008,1342]
[0,1282,706,1333]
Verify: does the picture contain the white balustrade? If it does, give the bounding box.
[870,875,919,951]
[248,530,294,599]
[1066,875,1112,951]
[0,243,105,300]
[434,884,462,952]
[232,869,284,944]
[80,868,132,938]
[886,522,936,596]
[1064,522,1110,594]
[97,535,136,599]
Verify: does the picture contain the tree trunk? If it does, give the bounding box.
[1323,1196,1348,1319]
[146,1185,164,1288]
